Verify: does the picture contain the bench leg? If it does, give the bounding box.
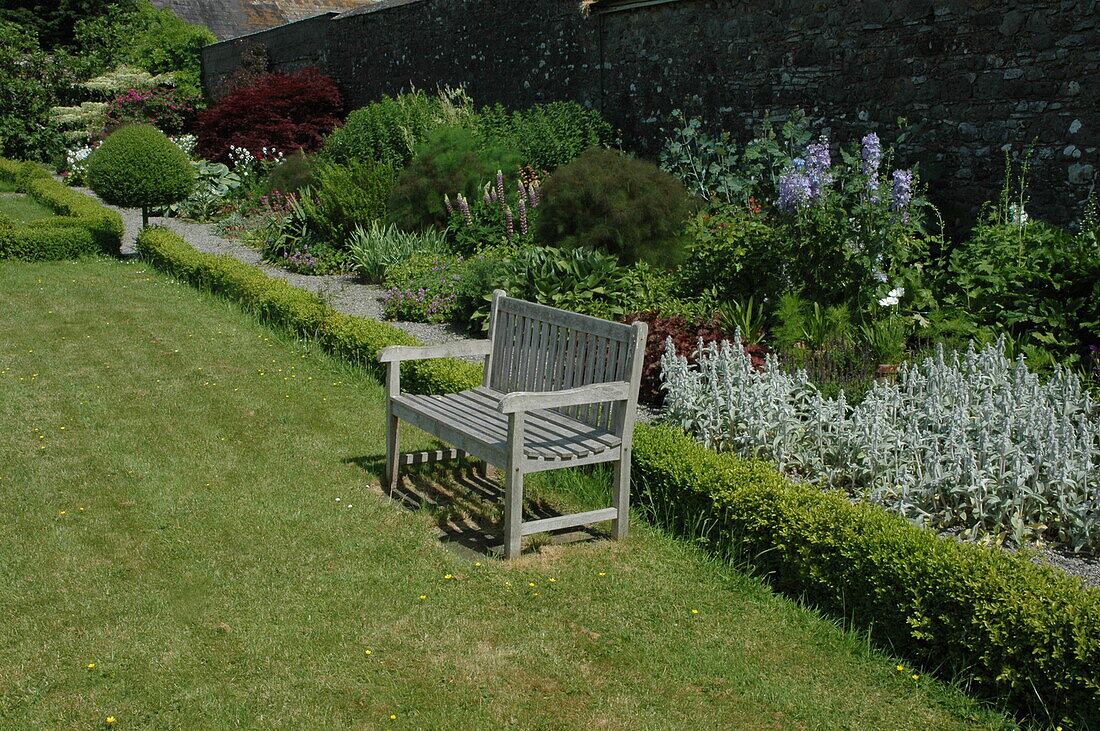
[611,453,630,540]
[385,413,400,496]
[504,467,524,559]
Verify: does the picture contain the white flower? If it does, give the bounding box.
[887,287,905,299]
[1009,203,1029,226]
[878,296,899,307]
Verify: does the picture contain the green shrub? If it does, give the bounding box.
[632,423,1100,727]
[944,219,1099,364]
[135,226,481,395]
[311,160,394,247]
[535,147,693,265]
[381,252,468,323]
[263,150,316,196]
[85,124,194,227]
[321,89,475,169]
[490,245,633,320]
[0,155,124,259]
[387,126,522,232]
[678,209,790,305]
[348,222,450,284]
[477,101,616,172]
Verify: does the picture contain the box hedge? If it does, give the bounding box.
[0,157,124,260]
[632,423,1100,726]
[136,224,1100,726]
[135,227,482,395]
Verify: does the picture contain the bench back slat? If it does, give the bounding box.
[486,292,641,432]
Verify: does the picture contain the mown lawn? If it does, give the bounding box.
[0,193,56,223]
[0,258,1014,729]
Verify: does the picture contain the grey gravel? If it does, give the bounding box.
[84,189,1100,589]
[82,188,468,345]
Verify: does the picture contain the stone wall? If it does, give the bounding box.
[201,0,1100,227]
[326,0,599,112]
[202,12,337,97]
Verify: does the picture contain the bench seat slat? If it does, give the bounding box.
[458,388,611,458]
[393,389,622,462]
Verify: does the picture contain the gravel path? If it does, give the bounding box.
[78,189,1100,588]
[83,189,468,346]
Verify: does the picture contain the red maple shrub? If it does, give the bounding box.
[195,69,343,163]
[620,311,767,406]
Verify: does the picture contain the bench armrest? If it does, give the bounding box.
[497,381,633,414]
[378,340,493,363]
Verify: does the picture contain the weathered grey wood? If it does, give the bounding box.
[400,448,467,465]
[521,508,619,536]
[385,360,401,496]
[498,296,633,342]
[612,320,647,539]
[379,340,493,363]
[504,411,525,559]
[482,290,506,388]
[377,291,645,558]
[497,381,632,413]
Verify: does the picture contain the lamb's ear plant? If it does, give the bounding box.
[661,335,1100,552]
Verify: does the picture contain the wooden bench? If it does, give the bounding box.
[378,290,647,558]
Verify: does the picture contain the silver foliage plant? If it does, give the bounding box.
[660,335,1100,551]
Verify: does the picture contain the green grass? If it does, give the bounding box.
[0,193,56,222]
[0,178,19,192]
[0,258,1015,729]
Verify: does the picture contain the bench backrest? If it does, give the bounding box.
[485,291,646,433]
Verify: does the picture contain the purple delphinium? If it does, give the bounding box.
[861,132,882,201]
[443,194,454,215]
[529,181,540,208]
[483,182,492,206]
[517,196,528,235]
[496,170,506,206]
[517,179,529,205]
[804,138,833,199]
[777,172,813,213]
[504,204,514,243]
[891,169,914,220]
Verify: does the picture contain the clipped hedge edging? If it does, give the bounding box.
[633,423,1100,726]
[135,227,481,395]
[0,158,124,260]
[135,223,1099,726]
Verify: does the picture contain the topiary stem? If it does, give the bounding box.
[141,207,149,229]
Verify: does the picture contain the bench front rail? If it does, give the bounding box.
[378,290,647,558]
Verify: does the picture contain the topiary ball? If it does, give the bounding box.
[86,125,194,224]
[535,147,693,266]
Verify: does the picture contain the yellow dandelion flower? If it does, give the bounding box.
[911,674,919,680]
[548,578,556,583]
[364,650,372,655]
[87,663,96,668]
[528,582,536,587]
[598,572,607,576]
[474,562,482,567]
[419,595,426,600]
[444,574,453,580]
[106,718,116,724]
[691,609,699,615]
[390,715,397,720]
